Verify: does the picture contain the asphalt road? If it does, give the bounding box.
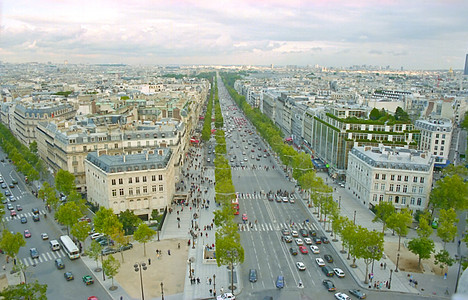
[0,152,111,300]
[215,76,431,300]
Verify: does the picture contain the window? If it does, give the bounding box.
[129,188,133,196]
[112,189,117,197]
[420,177,425,183]
[152,185,157,192]
[382,174,386,180]
[404,176,408,182]
[435,140,439,144]
[119,188,124,196]
[119,178,123,184]
[396,185,401,192]
[143,186,147,193]
[391,175,395,181]
[403,185,407,193]
[112,179,116,185]
[143,176,147,182]
[410,197,415,205]
[412,186,417,193]
[375,174,380,180]
[379,195,384,202]
[413,176,418,183]
[128,178,132,184]
[390,184,394,192]
[417,198,422,206]
[397,175,401,181]
[419,187,424,194]
[159,185,164,192]
[402,197,406,204]
[374,183,379,190]
[136,187,140,195]
[159,175,163,181]
[135,177,140,183]
[152,175,156,181]
[381,184,385,191]
[373,194,378,202]
[389,196,393,203]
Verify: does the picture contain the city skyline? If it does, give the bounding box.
[1,0,468,70]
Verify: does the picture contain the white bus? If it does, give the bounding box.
[59,235,80,260]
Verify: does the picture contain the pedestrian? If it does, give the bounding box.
[209,289,212,295]
[2,265,5,271]
[444,272,447,279]
[197,277,200,284]
[380,263,383,269]
[168,249,171,256]
[209,277,212,285]
[178,243,181,249]
[384,262,387,270]
[148,258,151,265]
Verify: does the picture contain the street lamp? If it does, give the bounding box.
[134,262,147,300]
[353,210,356,224]
[395,253,400,272]
[388,269,393,289]
[161,282,164,300]
[455,255,465,293]
[213,274,216,296]
[188,258,193,280]
[339,196,341,209]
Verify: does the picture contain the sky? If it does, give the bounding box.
[1,0,468,69]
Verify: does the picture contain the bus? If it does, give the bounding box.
[59,235,80,260]
[232,195,240,215]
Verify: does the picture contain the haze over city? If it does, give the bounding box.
[2,0,468,69]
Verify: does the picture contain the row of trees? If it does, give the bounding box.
[201,77,215,141]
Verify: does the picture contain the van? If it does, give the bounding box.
[50,240,61,251]
[249,269,257,282]
[321,266,334,277]
[275,275,284,288]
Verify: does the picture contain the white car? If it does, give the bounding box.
[334,268,345,278]
[291,230,299,237]
[295,238,304,246]
[90,233,104,240]
[334,292,351,300]
[315,258,325,267]
[41,233,49,240]
[304,238,312,245]
[217,292,235,300]
[282,197,288,202]
[296,262,306,271]
[310,245,320,254]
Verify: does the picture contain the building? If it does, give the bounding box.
[85,148,175,219]
[346,146,434,212]
[414,119,453,166]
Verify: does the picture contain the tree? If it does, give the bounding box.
[133,223,156,257]
[430,174,468,211]
[369,108,381,120]
[331,214,347,242]
[71,220,91,252]
[94,207,123,237]
[118,209,142,235]
[0,280,47,299]
[103,255,120,290]
[394,106,410,121]
[355,228,384,284]
[434,250,455,274]
[110,226,128,262]
[0,203,5,230]
[55,169,76,196]
[408,237,435,268]
[56,201,83,235]
[416,211,433,238]
[86,240,103,271]
[372,201,395,233]
[67,190,87,214]
[0,231,26,263]
[29,141,38,153]
[387,208,412,251]
[437,208,459,249]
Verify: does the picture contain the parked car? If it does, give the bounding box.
[118,243,133,252]
[101,247,117,256]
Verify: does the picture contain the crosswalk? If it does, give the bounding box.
[231,166,272,171]
[21,249,68,267]
[235,193,296,201]
[4,209,47,222]
[238,221,318,232]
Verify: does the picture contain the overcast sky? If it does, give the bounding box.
[1,0,467,69]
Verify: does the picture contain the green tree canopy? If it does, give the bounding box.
[372,201,395,233]
[133,223,156,257]
[387,208,412,251]
[0,231,26,259]
[94,207,123,237]
[55,169,76,196]
[436,208,459,249]
[408,237,435,268]
[86,240,103,271]
[118,209,142,235]
[430,174,468,211]
[56,201,84,235]
[0,280,47,300]
[416,211,433,238]
[71,220,92,251]
[103,255,120,289]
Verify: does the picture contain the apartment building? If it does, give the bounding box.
[414,119,453,164]
[85,148,175,219]
[346,146,434,212]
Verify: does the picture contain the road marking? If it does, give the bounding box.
[46,252,53,260]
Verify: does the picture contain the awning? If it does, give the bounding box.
[312,159,327,169]
[190,139,199,143]
[434,160,451,168]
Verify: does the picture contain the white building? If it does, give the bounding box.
[85,148,175,219]
[414,118,453,164]
[346,146,434,212]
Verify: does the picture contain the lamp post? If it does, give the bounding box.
[339,196,341,209]
[226,250,238,293]
[160,282,164,300]
[188,258,193,279]
[353,210,356,224]
[455,255,465,293]
[213,274,216,296]
[388,269,393,289]
[134,262,147,300]
[395,253,400,272]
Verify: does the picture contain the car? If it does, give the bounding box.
[30,248,39,259]
[33,215,40,222]
[16,204,22,211]
[32,208,39,215]
[12,179,18,184]
[314,237,322,244]
[324,254,334,263]
[322,266,334,277]
[296,262,306,271]
[10,210,16,217]
[8,196,15,202]
[334,268,345,278]
[20,217,27,224]
[295,238,304,246]
[1,198,6,204]
[283,235,293,243]
[291,230,299,237]
[321,236,330,244]
[64,271,74,281]
[216,293,235,300]
[299,229,308,237]
[55,258,65,269]
[281,229,290,236]
[309,230,317,237]
[310,245,320,254]
[275,275,284,289]
[348,289,366,299]
[323,279,336,292]
[24,230,31,238]
[5,191,11,197]
[315,258,325,267]
[82,275,94,285]
[249,269,257,282]
[431,218,439,229]
[289,247,298,256]
[334,292,351,300]
[8,183,14,188]
[101,247,117,256]
[289,197,295,203]
[0,183,6,189]
[282,197,288,203]
[299,246,308,254]
[99,238,115,246]
[6,203,13,210]
[242,213,248,221]
[91,233,104,240]
[41,233,49,240]
[87,297,99,300]
[118,243,133,251]
[304,237,312,245]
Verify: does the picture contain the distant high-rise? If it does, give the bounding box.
[464,54,468,75]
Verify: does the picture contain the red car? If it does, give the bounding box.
[299,246,308,254]
[242,214,248,221]
[24,230,31,238]
[10,210,16,217]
